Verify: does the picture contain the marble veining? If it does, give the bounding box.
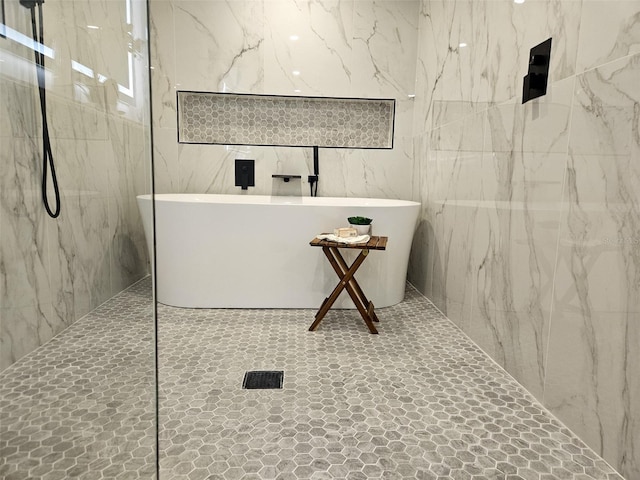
[576,2,640,74]
[174,0,264,94]
[263,0,353,96]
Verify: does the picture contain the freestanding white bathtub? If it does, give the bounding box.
[137,194,419,309]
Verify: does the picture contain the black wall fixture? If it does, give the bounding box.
[523,38,552,104]
[235,159,255,190]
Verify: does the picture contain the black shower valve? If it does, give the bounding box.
[235,159,255,190]
[523,37,552,104]
[529,54,548,66]
[528,72,546,90]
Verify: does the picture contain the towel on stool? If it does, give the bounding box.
[316,233,370,244]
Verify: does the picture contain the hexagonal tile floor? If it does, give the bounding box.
[0,279,156,480]
[0,277,625,479]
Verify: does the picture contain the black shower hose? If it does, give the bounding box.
[29,3,61,218]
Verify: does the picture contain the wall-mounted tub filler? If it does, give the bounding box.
[272,175,302,183]
[271,146,319,195]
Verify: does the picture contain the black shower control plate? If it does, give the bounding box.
[235,159,255,190]
[523,38,552,103]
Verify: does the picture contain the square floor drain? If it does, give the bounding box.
[242,371,284,389]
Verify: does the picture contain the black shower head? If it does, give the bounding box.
[20,0,44,8]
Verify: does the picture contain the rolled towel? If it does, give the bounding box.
[316,233,370,244]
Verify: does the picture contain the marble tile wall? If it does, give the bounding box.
[0,0,151,371]
[408,1,640,478]
[149,0,418,199]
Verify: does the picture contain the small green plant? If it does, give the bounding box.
[348,216,372,225]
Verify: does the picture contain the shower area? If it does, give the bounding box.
[2,0,639,479]
[0,0,156,477]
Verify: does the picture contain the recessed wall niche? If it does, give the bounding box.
[177,91,395,149]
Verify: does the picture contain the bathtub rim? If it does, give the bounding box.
[137,193,420,208]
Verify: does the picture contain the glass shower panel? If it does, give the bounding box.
[0,0,156,478]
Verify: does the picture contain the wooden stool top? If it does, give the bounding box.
[310,235,388,250]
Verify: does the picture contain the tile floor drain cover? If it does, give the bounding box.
[242,371,283,389]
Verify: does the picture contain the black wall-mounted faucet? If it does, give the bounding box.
[235,159,255,190]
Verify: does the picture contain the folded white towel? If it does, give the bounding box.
[316,234,370,244]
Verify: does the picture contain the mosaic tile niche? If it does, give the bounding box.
[177,92,395,148]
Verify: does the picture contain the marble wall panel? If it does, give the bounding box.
[52,137,113,200]
[576,1,640,74]
[150,0,177,131]
[48,193,112,322]
[0,137,58,368]
[545,308,639,479]
[41,1,127,110]
[544,54,640,480]
[1,2,47,370]
[108,120,151,294]
[319,138,414,199]
[151,0,418,200]
[0,137,51,311]
[451,77,569,398]
[47,94,108,142]
[423,111,485,322]
[470,193,562,398]
[415,0,491,129]
[484,0,581,105]
[0,77,39,140]
[352,1,418,95]
[174,0,264,94]
[0,304,60,374]
[174,141,415,200]
[263,0,353,97]
[153,127,180,193]
[420,149,447,311]
[410,1,640,477]
[411,4,435,136]
[351,0,418,137]
[407,136,430,294]
[178,143,259,194]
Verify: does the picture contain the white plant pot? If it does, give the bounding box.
[350,224,371,235]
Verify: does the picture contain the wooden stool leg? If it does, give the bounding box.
[308,247,369,332]
[311,247,379,334]
[367,301,378,323]
[347,285,378,333]
[342,280,378,334]
[334,251,379,333]
[332,252,374,311]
